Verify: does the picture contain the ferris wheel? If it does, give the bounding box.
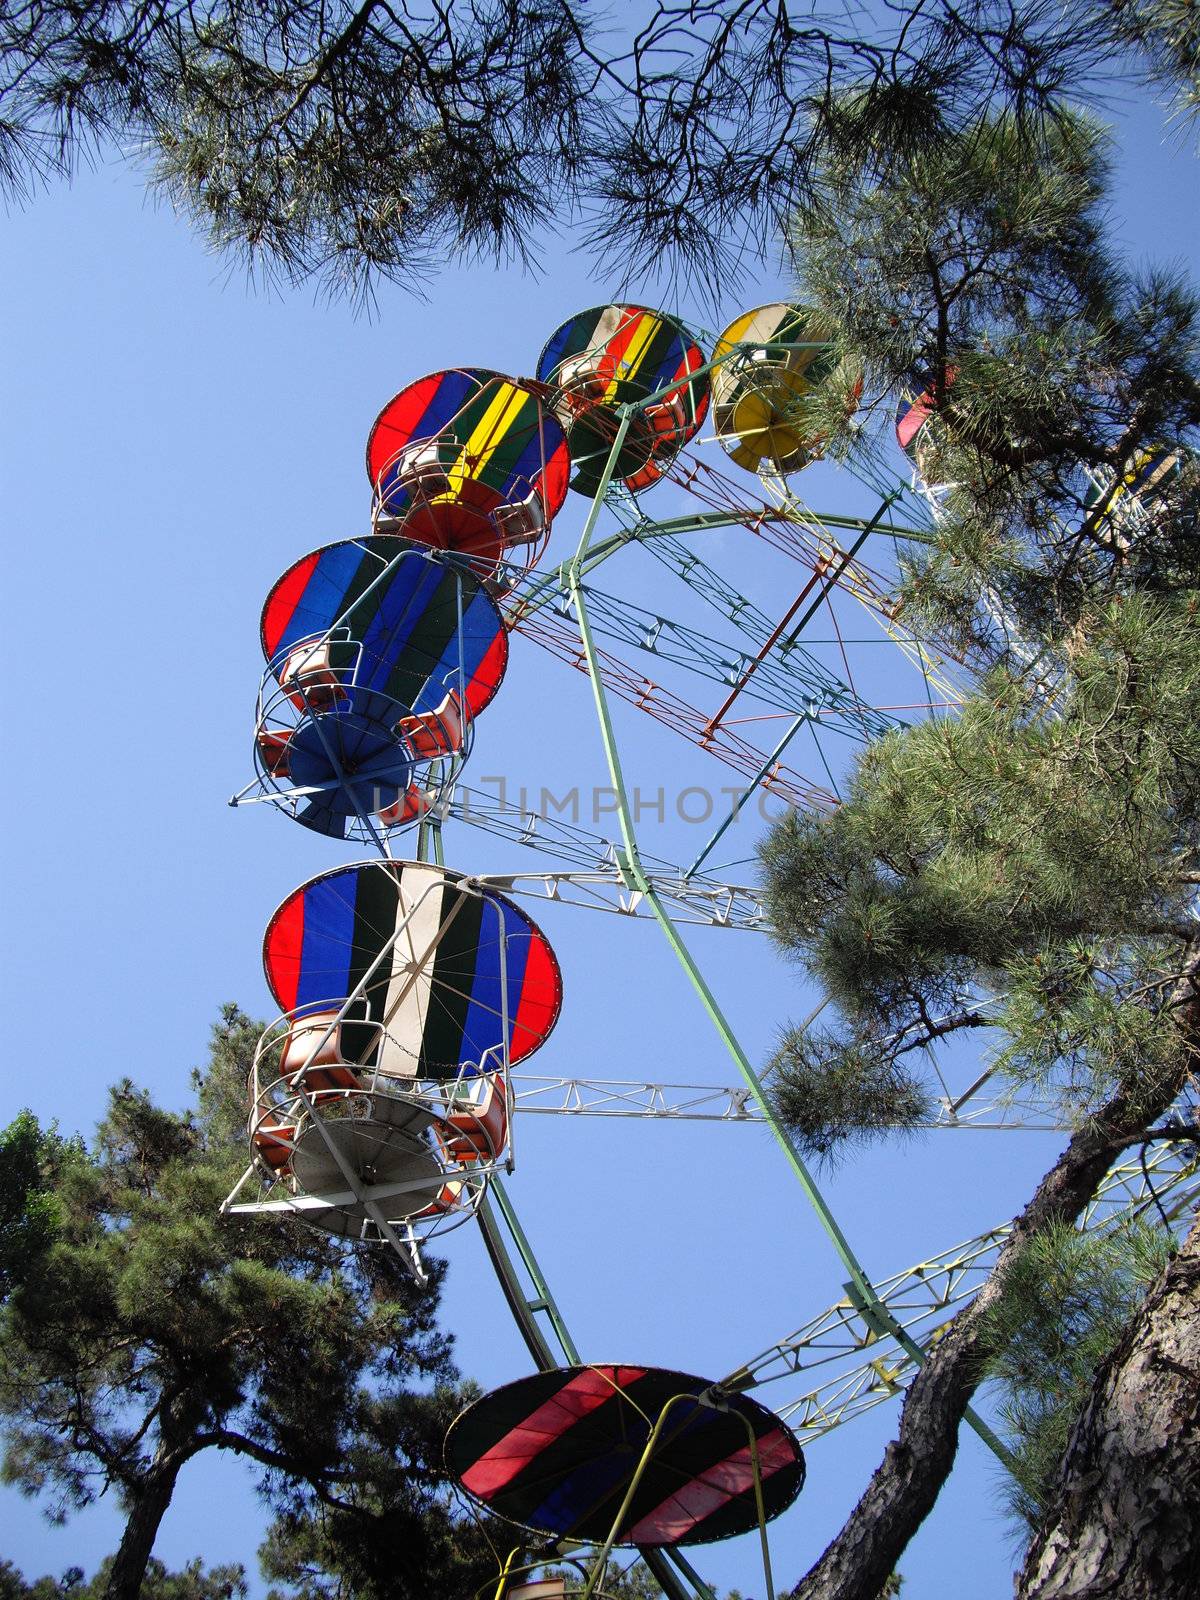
[220,300,1198,1600]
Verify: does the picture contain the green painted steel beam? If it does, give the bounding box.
[488,1175,581,1363]
[475,1191,558,1370]
[475,1182,711,1600]
[511,501,928,623]
[434,763,711,1600]
[563,416,1020,1478]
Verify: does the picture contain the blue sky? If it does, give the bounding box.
[2,75,1196,1600]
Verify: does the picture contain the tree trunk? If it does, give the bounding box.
[1017,1206,1200,1599]
[104,1456,186,1600]
[792,943,1200,1600]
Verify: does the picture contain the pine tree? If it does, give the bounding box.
[1102,0,1200,118]
[1015,1208,1200,1595]
[0,1556,247,1600]
[0,0,1181,300]
[758,106,1200,1599]
[0,1114,79,1301]
[0,1006,494,1600]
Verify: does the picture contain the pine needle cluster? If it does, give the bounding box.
[0,0,1183,300]
[762,103,1200,1161]
[980,1220,1174,1530]
[791,103,1200,644]
[0,1006,496,1600]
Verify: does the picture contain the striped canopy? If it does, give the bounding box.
[366,369,570,538]
[263,861,562,1077]
[1083,446,1182,518]
[536,305,709,495]
[895,367,957,458]
[261,537,508,720]
[894,389,932,454]
[712,304,848,474]
[446,1365,805,1547]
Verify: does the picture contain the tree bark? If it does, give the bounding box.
[103,1454,187,1600]
[1016,1207,1200,1599]
[791,943,1200,1600]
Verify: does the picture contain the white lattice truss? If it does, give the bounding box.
[727,1140,1200,1442]
[511,1067,1075,1131]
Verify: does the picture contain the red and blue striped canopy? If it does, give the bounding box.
[261,537,508,720]
[895,388,935,454]
[263,861,562,1076]
[366,369,570,529]
[447,1365,805,1547]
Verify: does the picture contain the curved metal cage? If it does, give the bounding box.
[711,304,861,478]
[535,304,710,499]
[366,369,569,582]
[370,439,553,583]
[246,1006,514,1241]
[249,651,468,843]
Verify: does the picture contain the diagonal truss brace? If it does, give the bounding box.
[508,1072,1076,1131]
[727,1140,1200,1443]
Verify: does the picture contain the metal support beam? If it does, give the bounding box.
[413,777,714,1600]
[563,442,1019,1476]
[475,1179,713,1600]
[683,713,810,882]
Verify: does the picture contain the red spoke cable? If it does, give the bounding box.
[512,612,837,811]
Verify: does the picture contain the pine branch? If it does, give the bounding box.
[190,1426,441,1515]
